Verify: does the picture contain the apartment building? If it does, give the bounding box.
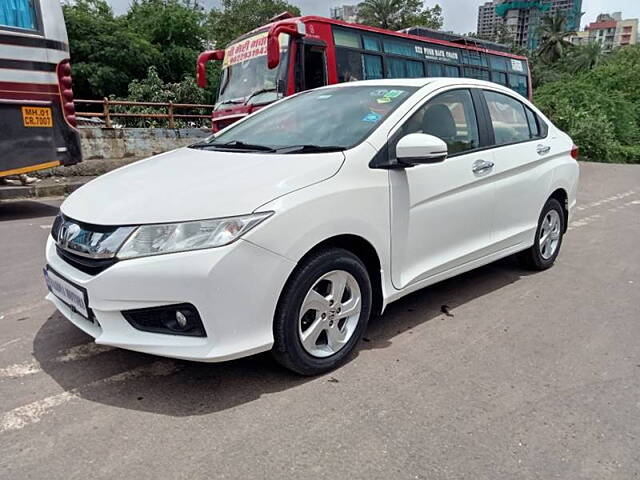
[329,4,359,23]
[477,1,503,38]
[477,0,583,49]
[582,12,638,51]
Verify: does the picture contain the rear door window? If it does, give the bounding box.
[484,90,532,145]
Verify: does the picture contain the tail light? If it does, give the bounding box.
[570,145,579,160]
[57,59,77,128]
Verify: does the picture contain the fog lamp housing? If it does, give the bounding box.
[122,303,206,337]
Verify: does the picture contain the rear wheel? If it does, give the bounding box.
[518,198,565,270]
[272,248,372,375]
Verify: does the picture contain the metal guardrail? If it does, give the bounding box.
[75,98,215,128]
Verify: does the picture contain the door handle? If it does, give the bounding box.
[472,159,494,174]
[537,144,551,155]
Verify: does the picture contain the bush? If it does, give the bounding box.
[534,45,640,163]
[112,67,209,128]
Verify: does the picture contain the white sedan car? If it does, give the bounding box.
[45,78,579,375]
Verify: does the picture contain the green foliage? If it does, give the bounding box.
[63,0,160,98]
[356,0,443,31]
[207,0,301,49]
[112,66,208,127]
[536,14,574,64]
[64,0,209,99]
[534,46,640,163]
[568,42,603,73]
[125,0,207,83]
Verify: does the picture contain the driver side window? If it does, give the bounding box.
[400,89,480,155]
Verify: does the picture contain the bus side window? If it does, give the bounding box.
[508,74,528,97]
[362,54,383,79]
[442,64,459,77]
[0,0,38,30]
[492,71,507,86]
[426,63,442,77]
[336,48,363,82]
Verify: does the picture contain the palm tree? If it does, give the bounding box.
[536,14,575,64]
[569,41,603,73]
[357,0,404,30]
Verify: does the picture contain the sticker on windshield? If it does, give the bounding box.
[362,112,382,123]
[384,90,403,99]
[376,97,392,104]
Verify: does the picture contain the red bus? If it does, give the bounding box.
[197,14,532,132]
[0,0,81,179]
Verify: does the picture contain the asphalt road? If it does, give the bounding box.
[1,162,639,479]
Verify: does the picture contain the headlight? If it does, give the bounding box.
[117,212,273,259]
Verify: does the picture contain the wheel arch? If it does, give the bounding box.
[548,187,569,232]
[288,234,384,317]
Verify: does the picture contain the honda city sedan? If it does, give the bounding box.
[45,78,579,375]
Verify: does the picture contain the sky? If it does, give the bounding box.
[105,0,640,34]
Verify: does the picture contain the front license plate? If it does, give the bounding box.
[44,267,89,318]
[22,106,53,128]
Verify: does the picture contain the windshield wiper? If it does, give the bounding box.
[190,140,275,152]
[274,145,347,154]
[245,87,277,104]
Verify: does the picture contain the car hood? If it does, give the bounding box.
[61,147,345,225]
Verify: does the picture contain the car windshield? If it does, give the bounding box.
[206,85,418,151]
[216,32,289,109]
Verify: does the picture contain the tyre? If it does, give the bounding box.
[518,197,565,270]
[272,247,372,375]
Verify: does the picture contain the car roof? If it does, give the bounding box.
[324,77,503,89]
[321,77,529,101]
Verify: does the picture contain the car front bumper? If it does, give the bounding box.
[45,235,295,362]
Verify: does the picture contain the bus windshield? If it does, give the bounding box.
[217,32,289,109]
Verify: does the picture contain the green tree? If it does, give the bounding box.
[126,0,208,83]
[569,41,603,73]
[356,0,443,31]
[536,14,574,64]
[207,0,301,49]
[63,0,160,98]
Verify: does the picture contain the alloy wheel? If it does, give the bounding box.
[298,270,362,358]
[539,209,561,260]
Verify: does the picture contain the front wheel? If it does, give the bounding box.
[518,197,565,270]
[272,248,372,375]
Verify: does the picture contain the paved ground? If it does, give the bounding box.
[0,162,639,479]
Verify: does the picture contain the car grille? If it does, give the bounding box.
[55,245,118,275]
[51,214,123,276]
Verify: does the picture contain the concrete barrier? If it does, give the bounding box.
[81,127,210,160]
[37,127,211,177]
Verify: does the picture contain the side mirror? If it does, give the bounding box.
[396,133,448,165]
[196,50,225,88]
[267,21,305,69]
